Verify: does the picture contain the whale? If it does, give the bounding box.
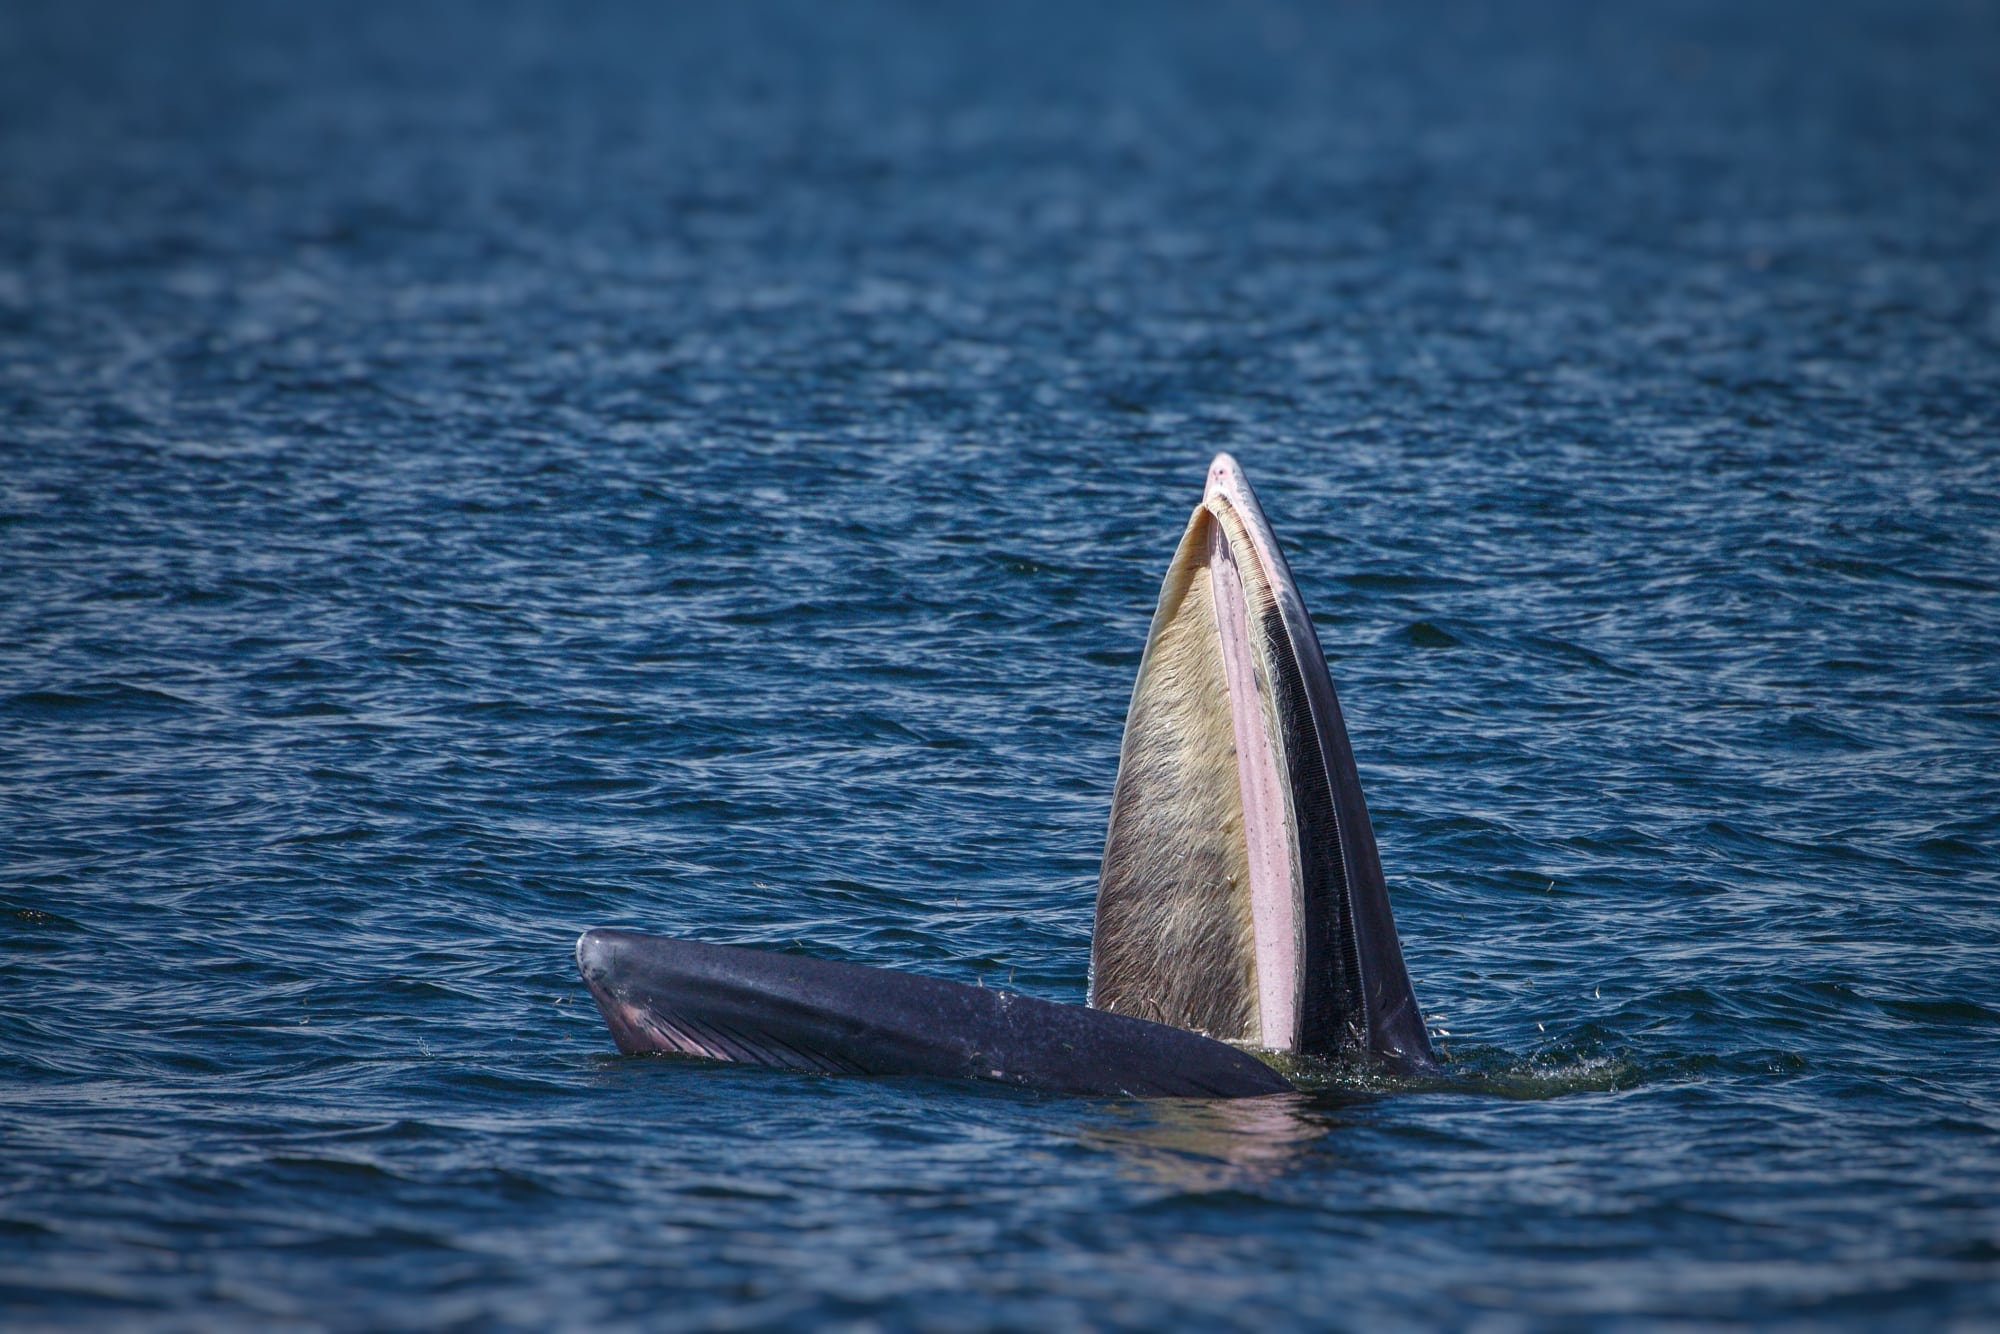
[576,454,1435,1096]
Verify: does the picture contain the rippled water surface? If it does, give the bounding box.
[5,1,1999,1327]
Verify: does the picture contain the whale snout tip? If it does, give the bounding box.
[1203,452,1244,501]
[576,928,614,984]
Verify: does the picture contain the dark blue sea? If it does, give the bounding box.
[4,1,1998,1327]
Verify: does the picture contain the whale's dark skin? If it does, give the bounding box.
[577,929,1292,1099]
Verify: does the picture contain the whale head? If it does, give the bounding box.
[1089,453,1435,1073]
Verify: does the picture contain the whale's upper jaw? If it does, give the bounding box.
[1090,454,1435,1073]
[577,930,696,1059]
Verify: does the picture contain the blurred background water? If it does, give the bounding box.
[3,0,1998,1327]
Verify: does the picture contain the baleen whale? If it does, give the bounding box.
[577,455,1435,1096]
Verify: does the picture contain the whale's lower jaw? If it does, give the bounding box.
[589,986,736,1065]
[1090,454,1436,1073]
[576,929,1292,1099]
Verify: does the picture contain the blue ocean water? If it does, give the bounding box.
[4,0,1998,1326]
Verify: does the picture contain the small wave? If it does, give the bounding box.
[1401,620,1461,649]
[267,1154,402,1182]
[1258,1044,1645,1100]
[4,683,201,713]
[1130,1188,1309,1214]
[1443,1049,1646,1100]
[5,906,82,931]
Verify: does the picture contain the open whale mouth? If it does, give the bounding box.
[1089,453,1434,1073]
[573,454,1435,1094]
